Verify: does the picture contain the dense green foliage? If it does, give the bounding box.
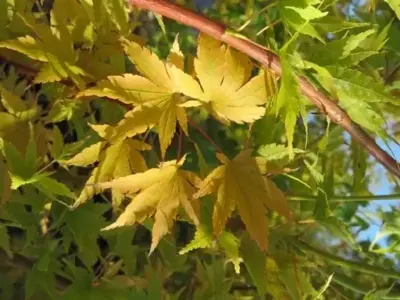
[0,0,400,299]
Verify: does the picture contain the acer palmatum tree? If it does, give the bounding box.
[0,0,400,299]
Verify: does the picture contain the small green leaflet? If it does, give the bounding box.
[179,226,213,254]
[279,0,327,42]
[241,234,268,296]
[218,231,241,274]
[274,54,304,159]
[342,29,376,57]
[285,6,328,21]
[305,29,380,67]
[304,158,324,184]
[258,143,304,161]
[180,227,241,274]
[314,67,395,137]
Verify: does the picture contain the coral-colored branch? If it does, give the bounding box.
[127,0,400,179]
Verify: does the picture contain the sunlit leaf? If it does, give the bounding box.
[65,125,151,207]
[193,33,273,124]
[275,53,304,158]
[96,156,200,253]
[285,6,328,21]
[179,226,213,254]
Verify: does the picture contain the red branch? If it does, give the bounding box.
[128,0,400,179]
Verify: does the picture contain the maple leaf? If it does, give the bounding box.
[65,124,151,208]
[0,14,88,87]
[184,33,274,124]
[194,150,290,250]
[77,36,204,157]
[94,156,201,253]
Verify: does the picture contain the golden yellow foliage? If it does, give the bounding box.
[95,156,201,253]
[195,150,290,250]
[65,125,151,208]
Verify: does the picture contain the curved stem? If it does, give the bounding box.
[177,125,183,162]
[318,269,400,299]
[188,118,223,154]
[292,239,400,280]
[128,0,400,179]
[289,194,400,202]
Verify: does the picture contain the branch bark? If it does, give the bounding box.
[127,0,400,179]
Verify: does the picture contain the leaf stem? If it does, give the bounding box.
[288,194,400,202]
[187,118,223,154]
[292,239,400,280]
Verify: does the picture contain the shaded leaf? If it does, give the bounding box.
[195,150,290,250]
[241,234,268,296]
[34,176,76,200]
[319,216,361,251]
[0,226,12,258]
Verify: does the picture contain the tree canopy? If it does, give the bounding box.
[0,0,400,299]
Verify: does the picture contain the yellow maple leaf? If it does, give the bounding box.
[65,125,151,208]
[0,14,88,87]
[194,150,290,250]
[77,36,204,157]
[187,33,274,124]
[95,156,201,253]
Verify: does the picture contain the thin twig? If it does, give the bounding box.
[288,193,400,202]
[187,118,223,153]
[0,54,38,77]
[292,253,303,299]
[177,125,183,162]
[127,0,400,179]
[292,239,400,279]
